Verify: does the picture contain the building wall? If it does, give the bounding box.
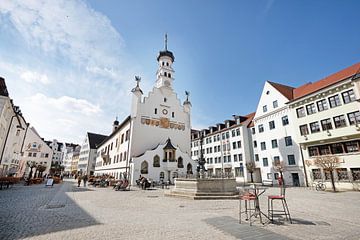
[289,78,360,190]
[21,127,53,177]
[129,86,191,159]
[78,135,90,175]
[94,121,131,178]
[253,82,304,186]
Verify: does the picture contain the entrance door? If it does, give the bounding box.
[292,173,300,187]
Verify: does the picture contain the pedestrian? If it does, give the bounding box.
[77,174,82,187]
[83,174,88,187]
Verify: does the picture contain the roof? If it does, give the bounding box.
[267,81,294,100]
[0,77,9,97]
[97,115,131,147]
[243,112,256,128]
[157,50,175,62]
[292,62,360,100]
[163,138,176,150]
[87,132,107,149]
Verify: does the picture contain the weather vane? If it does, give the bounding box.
[185,90,190,101]
[135,76,141,86]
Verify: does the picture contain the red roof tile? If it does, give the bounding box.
[268,81,295,100]
[293,62,360,100]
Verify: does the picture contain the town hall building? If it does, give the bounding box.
[94,37,196,185]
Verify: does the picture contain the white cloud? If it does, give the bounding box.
[20,71,50,84]
[30,93,101,116]
[0,0,137,143]
[22,93,107,143]
[0,0,124,76]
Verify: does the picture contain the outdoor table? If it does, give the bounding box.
[241,185,269,224]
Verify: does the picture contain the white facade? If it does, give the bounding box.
[0,78,28,176]
[289,65,360,190]
[45,139,65,165]
[95,40,196,184]
[252,81,305,186]
[78,132,107,175]
[190,115,254,183]
[21,127,53,177]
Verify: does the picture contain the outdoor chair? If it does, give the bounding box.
[267,186,292,223]
[239,190,256,225]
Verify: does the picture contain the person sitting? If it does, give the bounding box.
[113,180,123,190]
[141,178,151,190]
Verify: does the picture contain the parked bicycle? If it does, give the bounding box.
[312,181,326,191]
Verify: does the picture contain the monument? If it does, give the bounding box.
[166,132,238,200]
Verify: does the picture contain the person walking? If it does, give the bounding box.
[77,174,82,187]
[83,174,88,187]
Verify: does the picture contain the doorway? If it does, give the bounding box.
[291,173,300,187]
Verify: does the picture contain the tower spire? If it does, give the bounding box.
[165,33,168,50]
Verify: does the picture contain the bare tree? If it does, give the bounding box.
[314,155,340,192]
[273,160,286,186]
[246,162,255,183]
[36,165,47,178]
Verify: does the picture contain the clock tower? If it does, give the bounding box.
[155,34,175,89]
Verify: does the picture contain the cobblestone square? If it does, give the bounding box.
[1,180,359,240]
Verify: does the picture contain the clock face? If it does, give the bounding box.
[162,109,168,115]
[164,80,170,87]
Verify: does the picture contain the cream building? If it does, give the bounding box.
[95,38,196,185]
[0,77,28,176]
[21,127,53,178]
[288,62,360,190]
[190,114,255,183]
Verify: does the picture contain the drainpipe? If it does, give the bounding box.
[300,144,309,187]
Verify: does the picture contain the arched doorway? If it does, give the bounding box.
[187,163,193,174]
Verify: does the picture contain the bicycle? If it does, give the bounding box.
[312,181,326,191]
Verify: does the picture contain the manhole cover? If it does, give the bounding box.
[45,204,65,209]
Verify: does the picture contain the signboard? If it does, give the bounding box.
[45,179,54,187]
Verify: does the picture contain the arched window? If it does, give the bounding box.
[178,157,184,168]
[166,62,169,66]
[155,108,157,114]
[162,62,164,66]
[153,155,160,167]
[160,172,165,180]
[187,163,193,174]
[141,161,148,174]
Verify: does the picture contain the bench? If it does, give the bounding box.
[262,180,273,187]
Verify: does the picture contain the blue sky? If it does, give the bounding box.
[0,0,359,143]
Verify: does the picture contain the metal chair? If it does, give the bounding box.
[267,186,292,223]
[239,190,256,225]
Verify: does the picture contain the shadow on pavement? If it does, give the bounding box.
[0,181,99,240]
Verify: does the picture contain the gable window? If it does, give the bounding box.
[177,157,184,168]
[273,156,280,165]
[282,116,289,125]
[232,130,235,137]
[164,98,167,102]
[288,155,296,165]
[306,103,317,115]
[285,136,292,146]
[258,124,264,133]
[296,107,306,118]
[321,118,333,130]
[260,142,266,150]
[317,99,328,112]
[141,161,148,174]
[329,94,341,108]
[263,105,267,113]
[348,111,360,125]
[273,100,278,108]
[299,124,309,136]
[269,120,275,130]
[333,115,347,128]
[251,128,255,134]
[153,155,160,167]
[310,122,320,133]
[263,158,269,167]
[271,139,278,148]
[342,89,356,104]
